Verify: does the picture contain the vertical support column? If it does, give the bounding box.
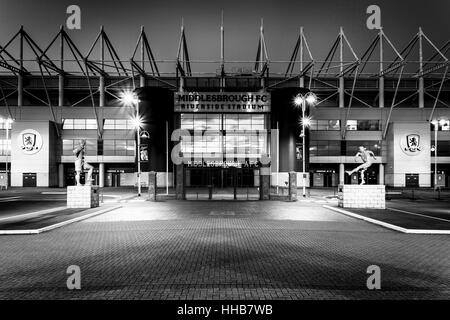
[418,77,424,108]
[379,163,384,185]
[288,171,297,201]
[259,166,270,200]
[339,77,345,108]
[176,164,185,200]
[17,75,24,107]
[379,29,384,108]
[379,77,385,108]
[58,163,64,188]
[99,163,105,188]
[418,28,424,109]
[260,20,265,89]
[18,27,24,107]
[179,76,184,93]
[140,27,146,89]
[220,12,225,92]
[339,27,344,108]
[339,163,345,185]
[58,75,64,106]
[148,171,157,201]
[299,27,304,88]
[99,76,105,107]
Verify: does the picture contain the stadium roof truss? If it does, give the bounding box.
[0,22,448,139]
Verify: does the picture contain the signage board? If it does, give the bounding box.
[174,92,271,113]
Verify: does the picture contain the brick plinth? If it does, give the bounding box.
[67,186,100,208]
[338,184,385,209]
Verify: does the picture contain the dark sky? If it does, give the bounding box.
[0,0,448,72]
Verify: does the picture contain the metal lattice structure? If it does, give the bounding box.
[0,23,449,139]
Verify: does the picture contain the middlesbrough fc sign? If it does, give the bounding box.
[174,92,271,113]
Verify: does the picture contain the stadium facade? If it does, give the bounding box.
[0,24,449,193]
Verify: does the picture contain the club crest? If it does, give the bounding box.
[405,134,421,152]
[22,133,37,151]
[17,129,43,155]
[400,132,422,156]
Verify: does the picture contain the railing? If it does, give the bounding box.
[184,186,259,200]
[385,187,450,201]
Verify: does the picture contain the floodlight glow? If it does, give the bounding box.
[305,92,317,104]
[294,95,303,106]
[301,116,312,127]
[131,116,143,129]
[119,90,139,106]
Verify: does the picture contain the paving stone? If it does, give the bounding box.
[0,200,448,299]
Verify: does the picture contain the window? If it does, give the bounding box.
[63,119,98,130]
[179,113,266,159]
[345,141,381,156]
[0,139,11,156]
[431,140,450,156]
[431,120,450,131]
[309,140,341,157]
[181,114,265,131]
[346,120,357,131]
[310,120,340,131]
[181,114,222,131]
[103,119,135,130]
[0,122,12,130]
[103,140,135,156]
[346,120,380,131]
[224,132,266,156]
[224,114,264,131]
[62,139,97,156]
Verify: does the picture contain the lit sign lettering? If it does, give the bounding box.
[174,92,271,113]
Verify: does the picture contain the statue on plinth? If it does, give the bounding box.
[73,139,94,186]
[345,146,376,185]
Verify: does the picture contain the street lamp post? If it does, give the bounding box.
[120,91,141,196]
[433,121,438,189]
[136,100,141,197]
[432,118,448,190]
[294,92,316,197]
[0,117,13,190]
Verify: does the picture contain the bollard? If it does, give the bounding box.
[259,167,270,200]
[148,171,157,201]
[288,171,297,201]
[176,165,185,200]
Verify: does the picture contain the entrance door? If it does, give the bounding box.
[23,173,37,187]
[405,174,419,187]
[112,173,121,187]
[185,167,257,200]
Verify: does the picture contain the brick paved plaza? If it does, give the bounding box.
[0,199,449,300]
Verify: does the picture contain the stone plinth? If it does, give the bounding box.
[67,186,100,208]
[338,184,385,209]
